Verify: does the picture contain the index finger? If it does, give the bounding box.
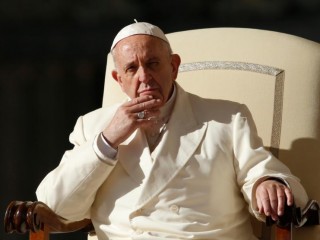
[127,95,153,106]
[126,96,162,111]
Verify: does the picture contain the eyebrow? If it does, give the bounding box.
[147,57,160,62]
[123,61,136,71]
[123,56,161,69]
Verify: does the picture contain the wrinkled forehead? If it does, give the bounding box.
[118,34,166,48]
[111,35,172,70]
[113,35,170,58]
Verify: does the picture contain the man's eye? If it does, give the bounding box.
[149,62,159,67]
[126,66,136,72]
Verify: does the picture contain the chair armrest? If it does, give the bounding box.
[4,201,94,235]
[266,199,320,228]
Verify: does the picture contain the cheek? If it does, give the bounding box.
[121,78,139,97]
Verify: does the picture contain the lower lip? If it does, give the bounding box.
[139,89,158,95]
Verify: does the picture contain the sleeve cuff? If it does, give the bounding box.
[93,132,118,165]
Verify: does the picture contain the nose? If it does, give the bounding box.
[137,66,151,83]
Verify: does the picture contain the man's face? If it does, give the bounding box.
[112,35,180,107]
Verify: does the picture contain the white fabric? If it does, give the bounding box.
[110,22,169,50]
[36,83,308,240]
[93,133,118,163]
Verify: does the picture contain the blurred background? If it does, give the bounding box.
[1,0,319,239]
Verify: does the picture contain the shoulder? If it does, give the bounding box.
[186,92,246,124]
[175,83,244,120]
[73,103,121,140]
[175,83,250,124]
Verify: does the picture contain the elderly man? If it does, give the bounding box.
[37,22,308,239]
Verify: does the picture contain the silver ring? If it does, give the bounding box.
[137,111,145,119]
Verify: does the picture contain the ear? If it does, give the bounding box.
[171,54,181,81]
[112,70,121,84]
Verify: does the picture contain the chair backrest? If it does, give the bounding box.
[102,28,320,239]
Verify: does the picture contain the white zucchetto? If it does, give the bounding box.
[110,21,169,50]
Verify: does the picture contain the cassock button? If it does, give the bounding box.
[169,204,179,214]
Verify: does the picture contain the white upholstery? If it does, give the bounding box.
[102,28,320,240]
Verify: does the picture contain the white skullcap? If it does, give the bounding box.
[110,21,169,50]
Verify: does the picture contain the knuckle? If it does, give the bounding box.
[270,198,278,204]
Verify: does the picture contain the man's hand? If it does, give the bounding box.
[102,95,162,148]
[255,179,293,221]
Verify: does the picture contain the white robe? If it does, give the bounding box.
[37,83,308,239]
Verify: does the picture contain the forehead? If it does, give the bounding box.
[114,35,168,59]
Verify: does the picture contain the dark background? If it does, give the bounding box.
[1,1,319,239]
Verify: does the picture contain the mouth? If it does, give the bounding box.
[138,87,160,96]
